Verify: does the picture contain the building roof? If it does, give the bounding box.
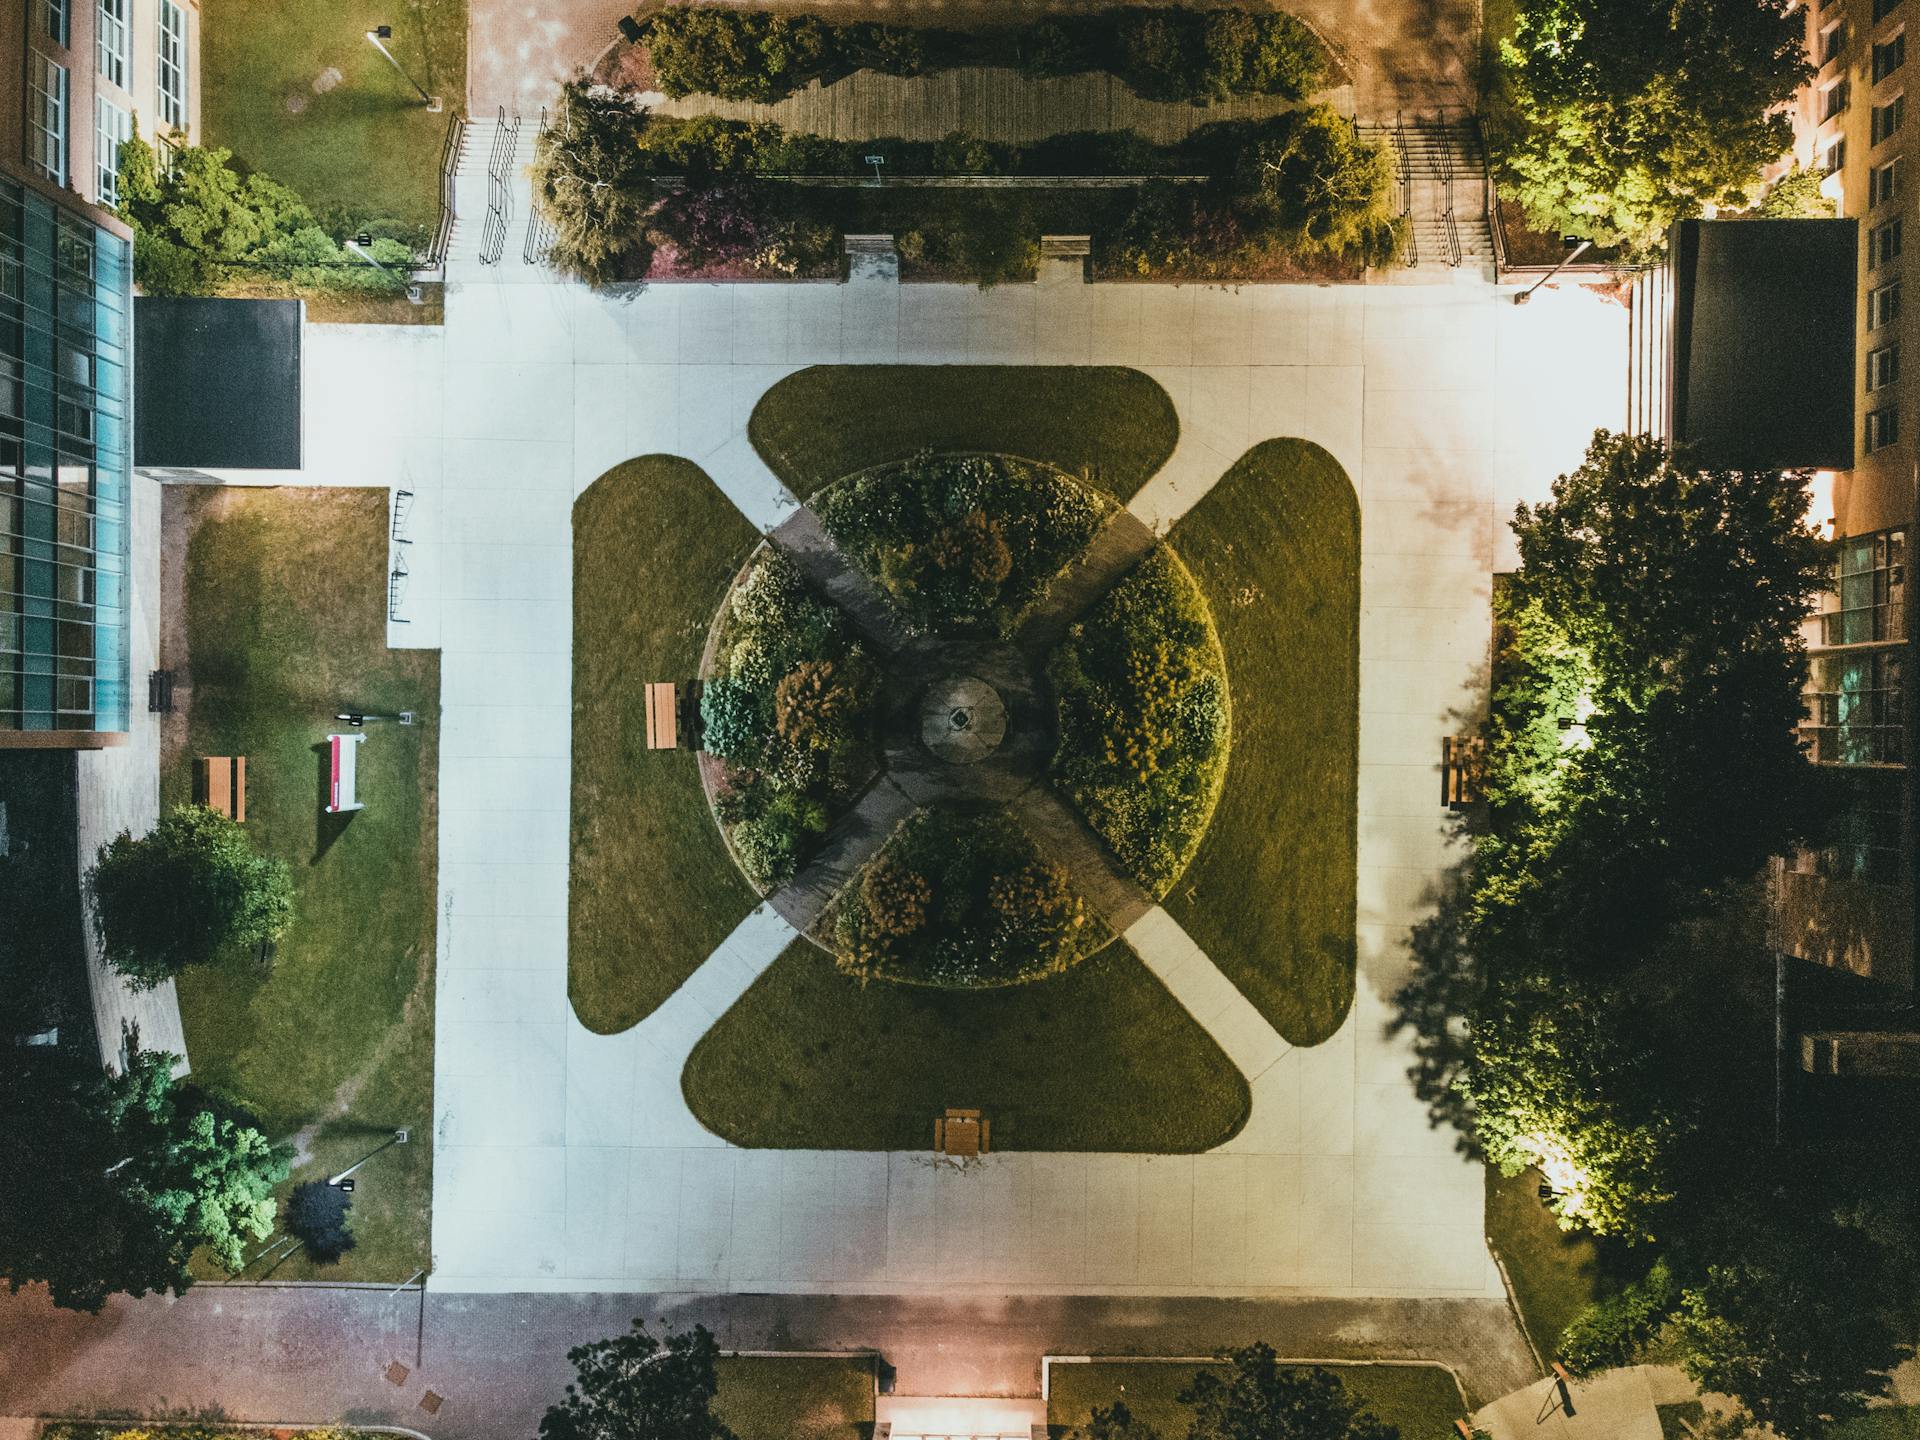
[134,297,303,470]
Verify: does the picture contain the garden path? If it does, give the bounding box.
[769,506,917,652]
[1017,506,1158,651]
[250,253,1627,1297]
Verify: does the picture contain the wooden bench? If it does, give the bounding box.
[1442,735,1486,809]
[933,1108,990,1157]
[197,755,247,822]
[645,682,679,751]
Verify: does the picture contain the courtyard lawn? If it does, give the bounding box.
[162,486,438,1279]
[747,366,1179,501]
[198,0,467,235]
[571,457,760,1034]
[1483,1166,1610,1365]
[1047,1360,1469,1440]
[715,1356,875,1440]
[682,939,1247,1152]
[1163,439,1360,1047]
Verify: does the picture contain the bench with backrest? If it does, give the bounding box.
[197,755,247,822]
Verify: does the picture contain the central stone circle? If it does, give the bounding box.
[919,674,1007,765]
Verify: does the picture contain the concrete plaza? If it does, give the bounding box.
[262,254,1625,1297]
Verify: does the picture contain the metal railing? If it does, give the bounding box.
[523,106,556,266]
[480,107,520,267]
[1435,120,1463,268]
[1392,111,1417,268]
[1474,115,1510,276]
[426,110,465,267]
[388,487,414,624]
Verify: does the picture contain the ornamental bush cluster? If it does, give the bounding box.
[532,82,1402,284]
[704,549,879,890]
[814,452,1107,636]
[1050,547,1228,894]
[641,5,1328,107]
[829,808,1101,986]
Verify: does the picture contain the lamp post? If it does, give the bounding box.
[1512,235,1595,304]
[328,1128,409,1187]
[344,237,424,306]
[365,26,442,111]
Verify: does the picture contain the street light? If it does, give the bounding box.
[1512,235,1595,305]
[343,239,424,306]
[365,26,442,112]
[328,1128,409,1187]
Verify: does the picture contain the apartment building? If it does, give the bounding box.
[3,0,195,742]
[1779,0,1918,1004]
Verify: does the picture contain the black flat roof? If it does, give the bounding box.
[134,297,303,470]
[1668,218,1856,471]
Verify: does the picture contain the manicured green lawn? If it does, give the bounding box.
[1163,439,1360,1046]
[1483,1166,1609,1362]
[571,457,760,1034]
[1048,1361,1468,1440]
[163,486,438,1279]
[1829,1410,1920,1439]
[747,366,1179,501]
[715,1356,876,1440]
[199,0,467,235]
[683,938,1248,1151]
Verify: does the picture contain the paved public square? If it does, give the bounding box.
[236,250,1629,1298]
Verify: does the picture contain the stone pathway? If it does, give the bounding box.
[769,506,916,653]
[768,775,917,932]
[1016,506,1158,653]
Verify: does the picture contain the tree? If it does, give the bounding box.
[538,1320,736,1440]
[531,80,663,284]
[1181,1347,1399,1440]
[1238,108,1401,261]
[0,1046,289,1311]
[89,804,294,989]
[1495,0,1809,251]
[286,1180,356,1264]
[1755,164,1835,219]
[1073,1402,1163,1440]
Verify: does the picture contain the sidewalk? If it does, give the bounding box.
[1473,1365,1700,1440]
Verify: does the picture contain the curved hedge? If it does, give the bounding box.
[703,547,880,892]
[1049,546,1229,896]
[642,5,1331,107]
[813,452,1108,637]
[824,806,1111,987]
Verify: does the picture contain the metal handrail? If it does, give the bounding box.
[523,106,555,265]
[426,111,465,266]
[1473,114,1510,276]
[1435,119,1462,267]
[480,107,520,266]
[1392,110,1417,267]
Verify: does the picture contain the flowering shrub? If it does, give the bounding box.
[830,808,1104,986]
[815,453,1107,636]
[1050,547,1230,894]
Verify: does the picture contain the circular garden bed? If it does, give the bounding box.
[700,449,1230,991]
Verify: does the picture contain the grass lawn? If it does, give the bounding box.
[683,939,1248,1151]
[1829,1411,1920,1439]
[715,1356,875,1440]
[1163,439,1359,1047]
[747,366,1179,501]
[1483,1166,1608,1363]
[571,457,760,1034]
[162,486,438,1280]
[198,0,467,235]
[1048,1361,1468,1440]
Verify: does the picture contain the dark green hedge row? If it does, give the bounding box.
[642,4,1330,107]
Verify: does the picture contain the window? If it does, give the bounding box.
[157,0,187,130]
[1824,79,1851,118]
[1823,24,1848,66]
[1870,280,1903,330]
[42,0,68,46]
[1874,93,1906,142]
[1826,137,1848,176]
[1807,774,1906,881]
[1874,29,1908,81]
[1869,344,1902,392]
[1872,156,1903,204]
[1867,404,1901,450]
[1873,216,1905,265]
[97,0,128,88]
[1876,0,1903,21]
[1804,650,1907,766]
[1821,530,1908,645]
[95,98,130,207]
[28,55,69,187]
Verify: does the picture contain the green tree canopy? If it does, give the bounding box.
[1495,0,1808,251]
[538,1320,736,1440]
[1180,1347,1399,1440]
[88,804,295,989]
[531,80,662,285]
[0,1046,289,1311]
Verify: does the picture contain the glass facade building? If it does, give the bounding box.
[0,172,132,734]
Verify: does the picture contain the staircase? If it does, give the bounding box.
[1360,114,1494,272]
[445,111,544,274]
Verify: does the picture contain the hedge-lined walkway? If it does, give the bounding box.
[636,64,1345,146]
